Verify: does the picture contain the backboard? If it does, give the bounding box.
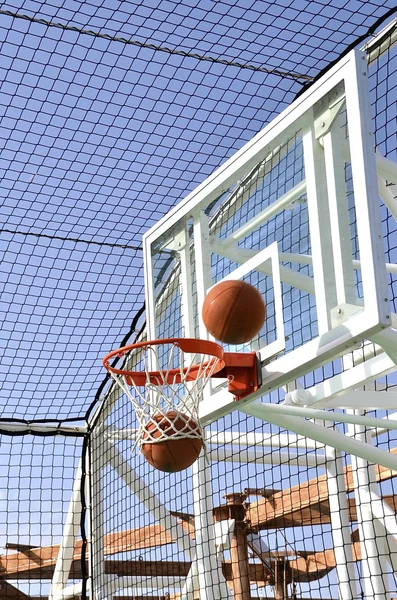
[143,49,392,419]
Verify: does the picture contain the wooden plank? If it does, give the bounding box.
[0,521,194,579]
[0,581,33,599]
[2,560,267,582]
[0,532,365,585]
[260,493,397,528]
[289,537,363,582]
[247,447,397,530]
[3,493,397,580]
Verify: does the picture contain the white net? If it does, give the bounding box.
[107,340,223,449]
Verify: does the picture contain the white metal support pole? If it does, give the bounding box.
[194,210,213,337]
[347,411,392,600]
[345,51,390,322]
[362,490,397,575]
[322,118,357,306]
[179,223,195,337]
[343,342,393,599]
[324,435,358,599]
[90,430,109,600]
[302,115,337,333]
[143,233,158,342]
[49,459,83,600]
[240,401,397,472]
[192,454,231,600]
[180,561,199,600]
[192,210,231,598]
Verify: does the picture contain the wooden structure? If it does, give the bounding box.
[2,449,397,599]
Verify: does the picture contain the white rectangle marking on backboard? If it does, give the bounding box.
[209,242,285,362]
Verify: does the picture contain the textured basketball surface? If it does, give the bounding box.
[202,280,266,344]
[141,411,203,473]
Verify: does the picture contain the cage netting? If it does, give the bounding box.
[0,2,396,599]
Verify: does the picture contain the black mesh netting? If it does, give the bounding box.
[0,2,397,599]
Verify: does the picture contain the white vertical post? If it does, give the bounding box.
[49,460,82,600]
[143,235,158,341]
[179,223,195,338]
[347,411,392,600]
[344,51,389,321]
[90,430,108,600]
[343,344,392,599]
[322,120,357,306]
[192,454,230,599]
[193,210,230,597]
[194,210,214,339]
[180,562,199,600]
[325,441,358,599]
[302,119,337,333]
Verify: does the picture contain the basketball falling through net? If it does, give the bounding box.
[103,338,226,473]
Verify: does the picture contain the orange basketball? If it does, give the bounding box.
[202,280,266,344]
[141,411,203,473]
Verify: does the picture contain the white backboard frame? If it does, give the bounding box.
[143,49,391,424]
[205,241,285,363]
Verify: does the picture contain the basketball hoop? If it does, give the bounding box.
[103,338,225,451]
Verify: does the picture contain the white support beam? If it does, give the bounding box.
[199,348,397,429]
[214,519,235,554]
[347,412,392,600]
[371,327,397,365]
[345,52,390,322]
[240,401,397,473]
[303,117,337,333]
[52,582,86,600]
[289,352,397,408]
[211,239,315,295]
[278,251,397,275]
[248,402,397,436]
[221,180,306,245]
[180,561,199,600]
[90,432,108,600]
[207,447,326,468]
[376,152,397,184]
[49,461,83,600]
[108,428,325,449]
[192,454,231,599]
[313,391,397,410]
[325,440,358,599]
[378,176,397,222]
[179,223,195,338]
[364,489,397,539]
[205,430,323,449]
[194,210,214,339]
[368,412,397,439]
[323,119,357,306]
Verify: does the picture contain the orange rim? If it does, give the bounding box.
[103,338,225,386]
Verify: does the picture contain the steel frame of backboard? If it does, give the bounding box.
[144,49,395,418]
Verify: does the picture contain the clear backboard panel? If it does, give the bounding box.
[144,49,392,413]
